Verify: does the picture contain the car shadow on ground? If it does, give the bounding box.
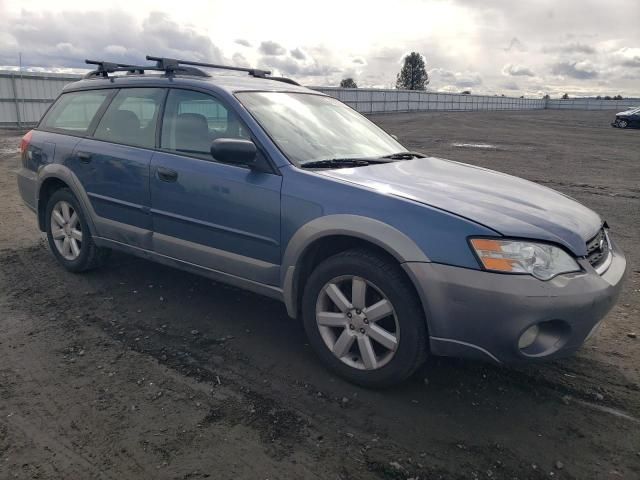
[73,250,640,414]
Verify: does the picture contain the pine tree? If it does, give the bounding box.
[396,52,429,90]
[340,78,357,88]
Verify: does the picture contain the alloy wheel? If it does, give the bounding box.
[315,275,399,370]
[50,200,83,261]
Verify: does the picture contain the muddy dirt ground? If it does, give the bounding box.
[0,109,639,480]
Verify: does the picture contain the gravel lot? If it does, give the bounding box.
[0,109,639,480]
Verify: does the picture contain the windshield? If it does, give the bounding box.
[236,92,405,165]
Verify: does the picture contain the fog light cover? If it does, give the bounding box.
[518,325,540,349]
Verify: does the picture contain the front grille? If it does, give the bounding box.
[586,229,610,269]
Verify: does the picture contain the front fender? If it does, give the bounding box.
[280,214,430,317]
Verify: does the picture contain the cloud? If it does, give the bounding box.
[621,57,640,68]
[504,37,526,52]
[104,45,128,56]
[290,48,306,60]
[430,68,482,88]
[614,47,640,68]
[231,52,250,67]
[501,80,520,90]
[502,64,535,77]
[550,60,599,79]
[259,41,286,56]
[543,42,596,55]
[260,54,339,77]
[352,57,366,65]
[0,10,223,68]
[235,39,251,47]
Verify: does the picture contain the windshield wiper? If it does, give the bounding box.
[381,151,426,160]
[300,158,395,169]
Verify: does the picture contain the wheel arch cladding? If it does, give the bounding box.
[281,214,430,319]
[38,177,70,231]
[37,164,97,235]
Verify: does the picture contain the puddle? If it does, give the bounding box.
[452,143,498,149]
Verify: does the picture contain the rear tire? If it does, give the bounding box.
[45,188,110,272]
[302,248,428,388]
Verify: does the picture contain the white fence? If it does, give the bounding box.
[313,87,546,113]
[1,70,638,127]
[546,98,639,110]
[0,71,81,127]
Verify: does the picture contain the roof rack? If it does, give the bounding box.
[146,55,300,86]
[84,59,210,79]
[83,57,301,86]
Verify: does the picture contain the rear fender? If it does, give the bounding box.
[37,163,98,236]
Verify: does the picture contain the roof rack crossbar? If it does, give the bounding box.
[146,55,272,78]
[84,59,166,78]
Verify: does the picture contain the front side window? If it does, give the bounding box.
[40,90,111,133]
[161,89,250,159]
[236,92,404,165]
[94,88,165,149]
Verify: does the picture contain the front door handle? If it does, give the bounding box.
[157,167,178,182]
[77,151,92,163]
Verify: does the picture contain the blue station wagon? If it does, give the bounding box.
[17,57,627,386]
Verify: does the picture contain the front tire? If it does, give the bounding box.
[45,188,110,272]
[302,249,428,387]
[618,119,629,129]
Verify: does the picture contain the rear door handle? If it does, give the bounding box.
[77,151,92,163]
[157,167,178,182]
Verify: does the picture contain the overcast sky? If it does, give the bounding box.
[1,0,638,97]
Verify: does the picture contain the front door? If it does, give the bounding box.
[150,88,282,285]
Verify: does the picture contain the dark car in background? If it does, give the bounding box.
[612,106,640,129]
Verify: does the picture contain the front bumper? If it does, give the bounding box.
[403,238,627,364]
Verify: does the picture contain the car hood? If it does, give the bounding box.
[616,107,639,116]
[318,157,602,256]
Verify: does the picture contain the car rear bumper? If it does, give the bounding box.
[17,167,38,212]
[403,238,627,364]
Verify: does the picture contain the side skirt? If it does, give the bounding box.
[94,236,285,303]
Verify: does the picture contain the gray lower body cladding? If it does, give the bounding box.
[404,239,626,364]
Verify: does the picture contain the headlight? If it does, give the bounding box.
[470,238,580,280]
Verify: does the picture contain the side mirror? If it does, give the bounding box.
[210,138,257,167]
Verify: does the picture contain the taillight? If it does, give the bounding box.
[20,130,33,165]
[20,130,33,154]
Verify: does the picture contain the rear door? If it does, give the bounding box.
[72,87,166,248]
[30,90,113,208]
[149,88,282,286]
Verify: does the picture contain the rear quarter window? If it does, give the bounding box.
[40,90,111,134]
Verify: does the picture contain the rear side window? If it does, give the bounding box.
[161,89,250,159]
[94,88,165,149]
[40,91,110,133]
